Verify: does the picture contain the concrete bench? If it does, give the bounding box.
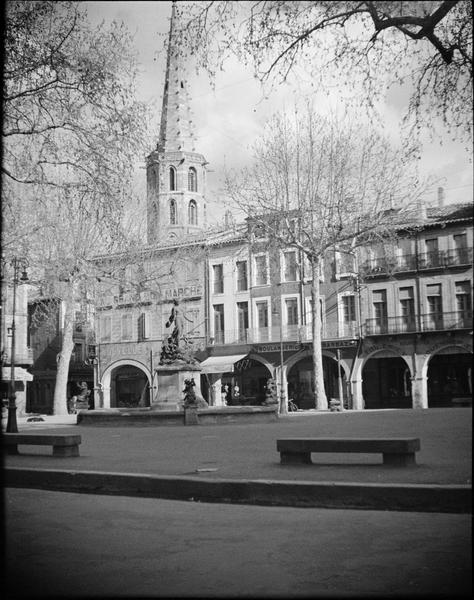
[277,438,420,467]
[3,433,82,457]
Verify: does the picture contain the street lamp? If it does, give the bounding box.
[4,257,29,433]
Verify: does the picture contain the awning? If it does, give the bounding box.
[1,367,33,382]
[199,354,248,374]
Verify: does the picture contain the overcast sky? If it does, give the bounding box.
[84,0,473,224]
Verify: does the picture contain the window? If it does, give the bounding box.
[426,283,443,330]
[256,301,269,328]
[399,287,415,331]
[188,167,197,192]
[101,316,111,342]
[212,264,224,294]
[121,313,132,340]
[169,166,176,191]
[213,304,224,343]
[424,238,440,267]
[237,302,249,341]
[236,260,248,291]
[342,295,356,323]
[285,298,299,326]
[455,281,471,326]
[283,251,297,281]
[336,251,356,277]
[372,289,388,333]
[453,234,468,262]
[72,343,84,363]
[170,199,177,225]
[254,254,268,285]
[188,200,198,225]
[138,313,150,340]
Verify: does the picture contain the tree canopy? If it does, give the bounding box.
[177,0,472,141]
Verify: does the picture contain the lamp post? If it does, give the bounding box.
[5,257,29,433]
[272,289,287,415]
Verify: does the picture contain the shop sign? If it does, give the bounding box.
[322,340,358,349]
[254,343,302,353]
[163,284,202,299]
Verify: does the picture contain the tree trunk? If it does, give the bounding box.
[311,258,328,410]
[53,297,75,415]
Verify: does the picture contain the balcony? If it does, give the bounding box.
[210,322,359,346]
[360,248,472,278]
[418,248,472,270]
[365,311,472,336]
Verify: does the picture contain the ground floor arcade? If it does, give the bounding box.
[94,333,472,411]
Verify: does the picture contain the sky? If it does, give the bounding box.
[83,0,473,225]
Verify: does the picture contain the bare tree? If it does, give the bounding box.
[224,105,427,410]
[176,0,472,141]
[2,1,149,414]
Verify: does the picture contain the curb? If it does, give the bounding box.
[5,467,471,514]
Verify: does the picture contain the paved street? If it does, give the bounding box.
[5,488,472,598]
[4,408,472,485]
[4,408,472,597]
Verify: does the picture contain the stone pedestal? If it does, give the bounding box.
[154,363,206,411]
[184,407,199,425]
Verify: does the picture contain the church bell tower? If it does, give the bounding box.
[146,1,207,244]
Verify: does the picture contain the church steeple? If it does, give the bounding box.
[146,0,207,245]
[157,1,196,153]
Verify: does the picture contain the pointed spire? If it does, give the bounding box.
[157,1,196,153]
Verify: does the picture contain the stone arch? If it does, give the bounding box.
[360,349,413,409]
[100,359,152,409]
[425,344,472,408]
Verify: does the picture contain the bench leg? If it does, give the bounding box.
[383,453,416,467]
[280,451,312,465]
[53,445,79,457]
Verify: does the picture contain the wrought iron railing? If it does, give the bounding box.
[210,321,359,345]
[364,311,472,335]
[360,248,472,277]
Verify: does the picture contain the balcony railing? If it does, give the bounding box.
[365,311,472,335]
[210,322,359,346]
[360,248,472,277]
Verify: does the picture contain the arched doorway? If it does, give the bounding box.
[362,354,411,409]
[227,357,272,405]
[110,365,149,408]
[427,349,472,407]
[287,356,346,410]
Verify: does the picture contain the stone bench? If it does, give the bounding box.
[3,433,82,457]
[277,438,420,467]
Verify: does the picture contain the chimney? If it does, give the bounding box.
[437,187,445,208]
